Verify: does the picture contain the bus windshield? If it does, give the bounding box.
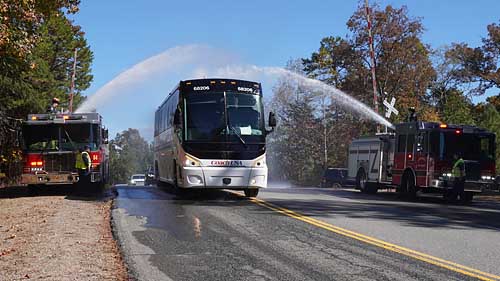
[431,131,495,161]
[184,92,264,142]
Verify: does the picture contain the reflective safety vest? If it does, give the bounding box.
[75,151,91,170]
[451,158,465,178]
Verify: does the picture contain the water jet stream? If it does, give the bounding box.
[77,45,394,131]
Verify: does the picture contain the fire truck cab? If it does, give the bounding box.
[348,121,497,201]
[20,112,109,189]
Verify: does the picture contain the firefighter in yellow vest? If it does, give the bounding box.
[450,153,466,201]
[75,146,91,185]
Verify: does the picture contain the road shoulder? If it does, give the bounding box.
[0,186,129,280]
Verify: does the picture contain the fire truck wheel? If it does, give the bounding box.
[27,185,40,195]
[365,183,378,194]
[356,169,367,191]
[401,172,417,200]
[92,181,105,193]
[461,192,474,204]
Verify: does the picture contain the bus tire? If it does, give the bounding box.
[400,171,417,200]
[356,169,367,192]
[244,188,259,197]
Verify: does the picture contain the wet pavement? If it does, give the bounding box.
[111,185,479,281]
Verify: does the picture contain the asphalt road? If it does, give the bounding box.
[259,186,500,278]
[111,184,500,281]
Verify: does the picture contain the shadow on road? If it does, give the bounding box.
[0,184,114,202]
[157,184,249,203]
[116,184,253,208]
[114,184,500,231]
[262,188,500,231]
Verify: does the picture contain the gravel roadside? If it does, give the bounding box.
[0,186,129,281]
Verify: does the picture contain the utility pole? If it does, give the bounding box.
[365,0,380,132]
[322,97,328,168]
[69,48,78,113]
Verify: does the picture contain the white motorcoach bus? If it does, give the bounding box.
[154,78,276,197]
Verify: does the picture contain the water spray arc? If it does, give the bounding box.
[212,65,394,129]
[77,45,394,130]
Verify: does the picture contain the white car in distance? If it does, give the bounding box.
[129,174,146,186]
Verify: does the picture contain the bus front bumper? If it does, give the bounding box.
[180,166,267,189]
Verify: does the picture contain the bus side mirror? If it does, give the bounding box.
[173,108,181,126]
[268,112,277,128]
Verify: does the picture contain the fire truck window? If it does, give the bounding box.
[398,135,406,152]
[60,124,95,151]
[479,137,494,160]
[406,134,415,154]
[92,125,99,147]
[22,125,59,151]
[428,132,441,157]
[416,133,427,153]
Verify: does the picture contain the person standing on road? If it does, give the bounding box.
[75,146,92,186]
[451,153,466,202]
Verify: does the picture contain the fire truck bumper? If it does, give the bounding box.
[21,172,79,185]
[431,179,494,193]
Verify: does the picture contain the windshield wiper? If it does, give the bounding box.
[223,91,246,148]
[63,127,78,151]
[229,125,247,147]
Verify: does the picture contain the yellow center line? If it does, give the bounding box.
[231,191,500,281]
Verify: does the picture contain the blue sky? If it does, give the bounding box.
[70,0,500,139]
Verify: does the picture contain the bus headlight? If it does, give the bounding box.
[184,154,201,167]
[252,155,266,168]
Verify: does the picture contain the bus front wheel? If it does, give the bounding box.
[244,188,259,198]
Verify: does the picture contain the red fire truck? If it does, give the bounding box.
[347,121,497,202]
[20,112,109,190]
